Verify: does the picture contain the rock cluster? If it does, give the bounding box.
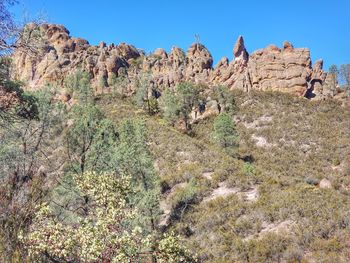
[11,23,334,100]
[12,24,140,91]
[211,38,329,98]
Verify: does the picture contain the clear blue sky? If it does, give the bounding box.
[11,0,350,70]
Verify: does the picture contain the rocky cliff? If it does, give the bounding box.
[11,23,333,99]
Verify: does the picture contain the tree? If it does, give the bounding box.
[1,0,45,57]
[212,112,239,155]
[135,73,159,115]
[65,71,118,173]
[65,71,105,175]
[58,71,118,219]
[339,64,350,96]
[162,82,202,131]
[0,0,17,55]
[108,72,129,98]
[328,65,338,95]
[64,70,94,105]
[176,82,201,130]
[0,57,38,121]
[0,86,65,262]
[66,104,108,175]
[22,171,196,263]
[98,73,107,92]
[212,85,237,114]
[162,89,180,125]
[62,72,160,231]
[115,119,161,234]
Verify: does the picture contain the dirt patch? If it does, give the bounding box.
[243,115,273,129]
[252,134,275,148]
[260,220,294,236]
[202,171,214,180]
[203,182,239,202]
[244,220,294,241]
[204,183,259,203]
[241,186,258,201]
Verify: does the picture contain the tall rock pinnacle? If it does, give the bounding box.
[233,35,249,62]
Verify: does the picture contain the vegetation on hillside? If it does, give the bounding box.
[1,51,350,262]
[0,70,198,262]
[1,2,350,261]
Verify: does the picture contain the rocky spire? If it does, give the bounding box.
[233,35,249,62]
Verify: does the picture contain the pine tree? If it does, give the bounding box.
[176,82,200,130]
[115,119,161,234]
[212,85,237,114]
[162,89,180,125]
[162,82,202,131]
[339,64,350,96]
[58,71,119,219]
[212,112,239,155]
[329,65,339,95]
[135,73,159,115]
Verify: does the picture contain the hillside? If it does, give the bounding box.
[93,89,350,262]
[1,20,350,263]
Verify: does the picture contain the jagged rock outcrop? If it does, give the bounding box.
[210,35,250,91]
[142,43,213,88]
[211,37,329,98]
[12,24,140,91]
[11,23,333,100]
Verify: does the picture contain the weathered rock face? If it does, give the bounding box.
[11,23,331,99]
[248,44,312,96]
[12,24,141,91]
[142,43,213,88]
[211,37,329,98]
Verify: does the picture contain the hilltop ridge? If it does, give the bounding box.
[11,23,337,99]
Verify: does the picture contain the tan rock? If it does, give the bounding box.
[283,41,294,51]
[319,178,332,189]
[10,23,334,100]
[233,35,249,61]
[106,55,125,73]
[153,48,168,59]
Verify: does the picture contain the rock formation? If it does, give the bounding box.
[11,23,334,100]
[12,24,140,92]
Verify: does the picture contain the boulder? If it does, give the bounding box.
[106,55,126,73]
[319,178,332,189]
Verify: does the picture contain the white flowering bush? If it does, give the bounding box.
[21,171,196,262]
